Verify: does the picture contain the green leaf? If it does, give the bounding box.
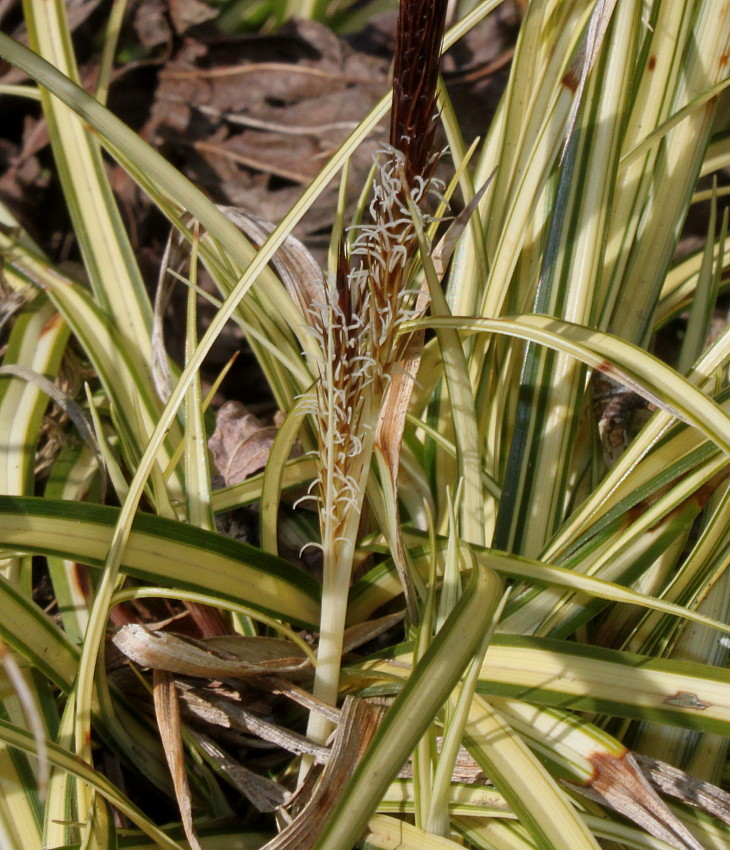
[0,496,320,629]
[363,635,730,737]
[409,315,730,457]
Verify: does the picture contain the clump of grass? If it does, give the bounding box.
[0,1,729,849]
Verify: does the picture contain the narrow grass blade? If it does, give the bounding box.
[411,314,730,456]
[362,634,730,737]
[464,693,600,849]
[0,717,183,850]
[23,0,153,357]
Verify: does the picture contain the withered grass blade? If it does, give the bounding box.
[153,670,202,850]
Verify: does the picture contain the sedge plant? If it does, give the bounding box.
[0,0,729,849]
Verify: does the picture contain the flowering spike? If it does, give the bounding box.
[303,0,451,747]
[390,0,449,185]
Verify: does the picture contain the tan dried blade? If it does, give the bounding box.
[180,686,330,764]
[113,625,310,678]
[635,753,730,827]
[431,172,495,280]
[261,696,389,850]
[258,676,341,724]
[375,333,426,620]
[192,729,290,812]
[150,230,177,404]
[342,611,405,655]
[152,669,202,850]
[570,750,704,850]
[217,206,325,323]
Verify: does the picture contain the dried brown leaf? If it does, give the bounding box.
[195,133,322,184]
[208,401,280,486]
[113,625,311,678]
[132,0,171,50]
[635,752,730,827]
[142,19,388,262]
[375,335,425,621]
[257,676,341,724]
[261,696,390,849]
[153,669,202,850]
[571,750,704,850]
[192,729,291,812]
[168,0,217,34]
[342,610,405,655]
[217,206,325,318]
[180,686,330,764]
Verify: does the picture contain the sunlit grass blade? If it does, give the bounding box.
[23,0,153,359]
[347,534,730,639]
[411,314,730,456]
[464,693,600,849]
[362,634,730,736]
[492,0,639,558]
[363,814,466,849]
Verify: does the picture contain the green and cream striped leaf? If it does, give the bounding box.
[260,394,313,555]
[409,315,730,457]
[0,571,78,692]
[658,232,730,328]
[182,264,216,534]
[0,496,320,629]
[623,489,730,660]
[360,635,730,736]
[23,0,153,361]
[0,295,69,497]
[43,692,82,850]
[210,456,317,513]
[462,692,600,849]
[0,668,43,850]
[503,453,729,638]
[0,237,183,493]
[362,814,467,849]
[604,0,729,345]
[347,538,730,640]
[490,0,638,558]
[380,779,512,819]
[455,814,681,850]
[541,332,730,568]
[415,215,484,545]
[474,0,599,318]
[101,827,269,850]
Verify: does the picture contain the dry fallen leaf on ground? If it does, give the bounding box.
[208,400,281,485]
